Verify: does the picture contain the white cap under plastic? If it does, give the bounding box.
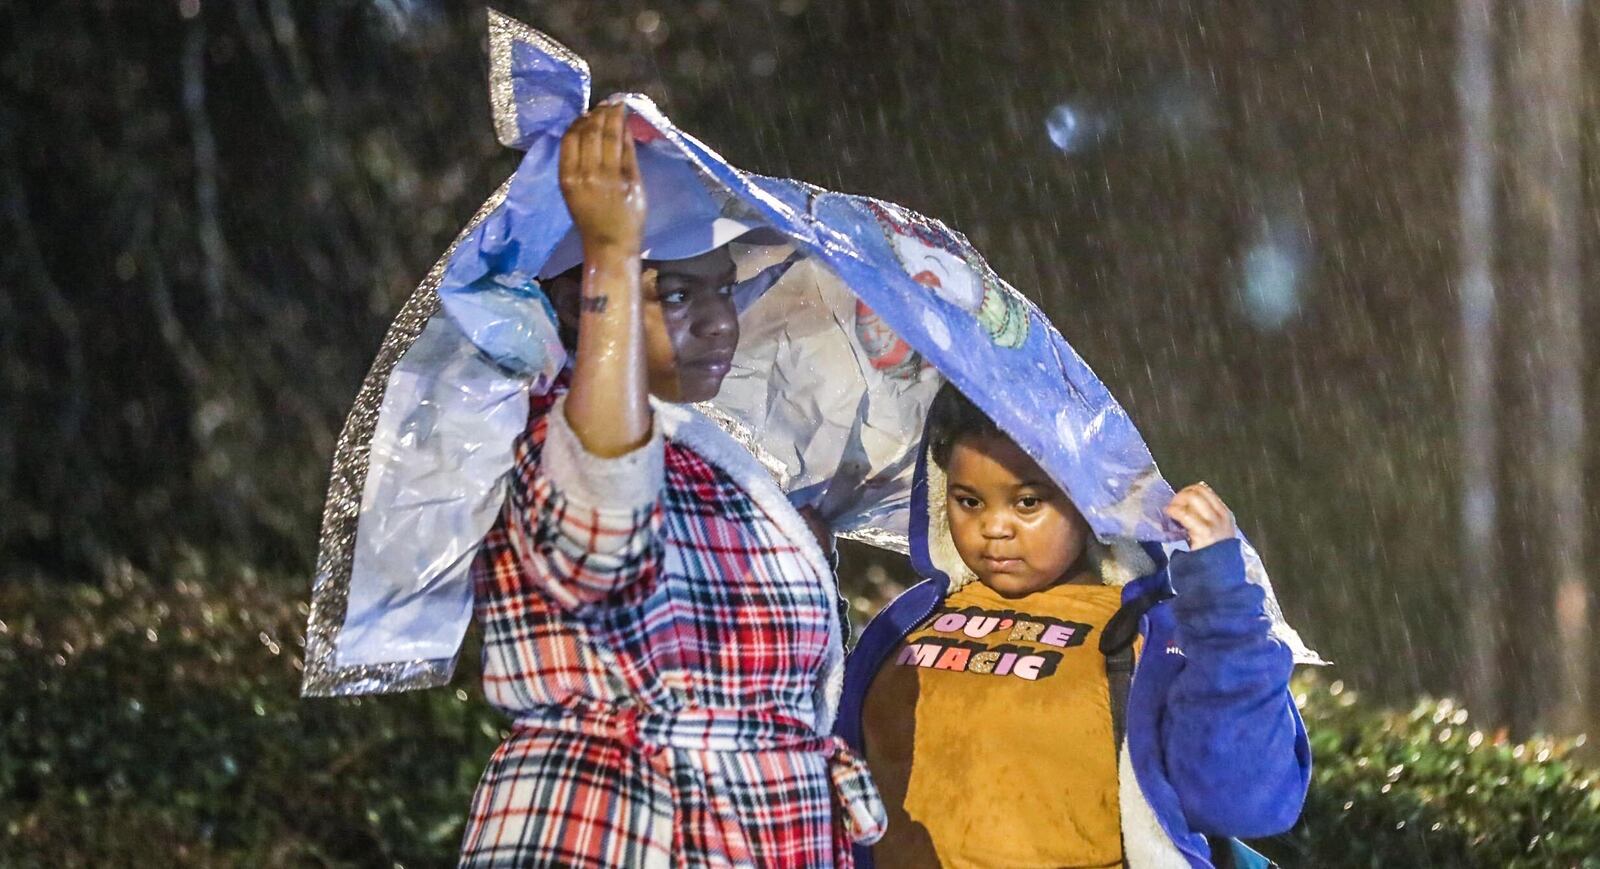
[538,145,767,279]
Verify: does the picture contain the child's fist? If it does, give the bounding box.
[1164,483,1237,551]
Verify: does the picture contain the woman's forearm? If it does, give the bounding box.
[557,103,652,458]
[565,241,652,457]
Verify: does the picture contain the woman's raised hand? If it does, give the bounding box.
[559,103,645,256]
[558,102,653,459]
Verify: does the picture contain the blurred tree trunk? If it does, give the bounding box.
[1455,0,1501,727]
[1503,0,1587,737]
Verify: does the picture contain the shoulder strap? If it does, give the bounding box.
[1103,608,1137,869]
[1102,588,1165,869]
[1106,644,1134,750]
[1102,593,1280,869]
[1100,585,1170,748]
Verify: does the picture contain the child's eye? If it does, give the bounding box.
[955,496,982,510]
[1017,496,1042,510]
[659,289,689,305]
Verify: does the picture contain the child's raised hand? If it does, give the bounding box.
[559,103,645,255]
[1164,483,1237,551]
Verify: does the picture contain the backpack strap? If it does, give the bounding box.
[1106,644,1134,750]
[1101,589,1280,869]
[1101,585,1174,869]
[1099,583,1173,745]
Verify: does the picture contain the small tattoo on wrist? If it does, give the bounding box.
[579,295,609,314]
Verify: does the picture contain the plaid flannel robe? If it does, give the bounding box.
[459,384,885,867]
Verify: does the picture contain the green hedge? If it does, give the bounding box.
[1,558,500,868]
[1257,676,1600,867]
[3,562,1596,867]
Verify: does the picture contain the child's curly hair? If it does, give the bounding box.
[926,381,1004,469]
[924,380,1153,588]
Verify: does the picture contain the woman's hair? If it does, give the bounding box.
[541,265,585,350]
[926,381,1005,469]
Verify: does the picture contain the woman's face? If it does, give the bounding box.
[945,433,1091,598]
[641,246,740,403]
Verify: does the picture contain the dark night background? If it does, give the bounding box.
[3,1,1599,864]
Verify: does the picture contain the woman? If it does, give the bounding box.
[457,103,885,867]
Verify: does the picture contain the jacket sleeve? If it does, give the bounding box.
[1160,538,1311,838]
[501,394,665,612]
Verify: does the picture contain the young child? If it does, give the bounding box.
[835,383,1308,869]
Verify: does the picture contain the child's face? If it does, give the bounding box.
[945,434,1090,598]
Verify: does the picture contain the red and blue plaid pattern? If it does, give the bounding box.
[460,386,879,866]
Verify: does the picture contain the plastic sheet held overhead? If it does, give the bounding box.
[302,11,1320,697]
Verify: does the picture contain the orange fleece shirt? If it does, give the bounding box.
[863,580,1125,868]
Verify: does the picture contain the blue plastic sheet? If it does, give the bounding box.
[302,12,1318,697]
